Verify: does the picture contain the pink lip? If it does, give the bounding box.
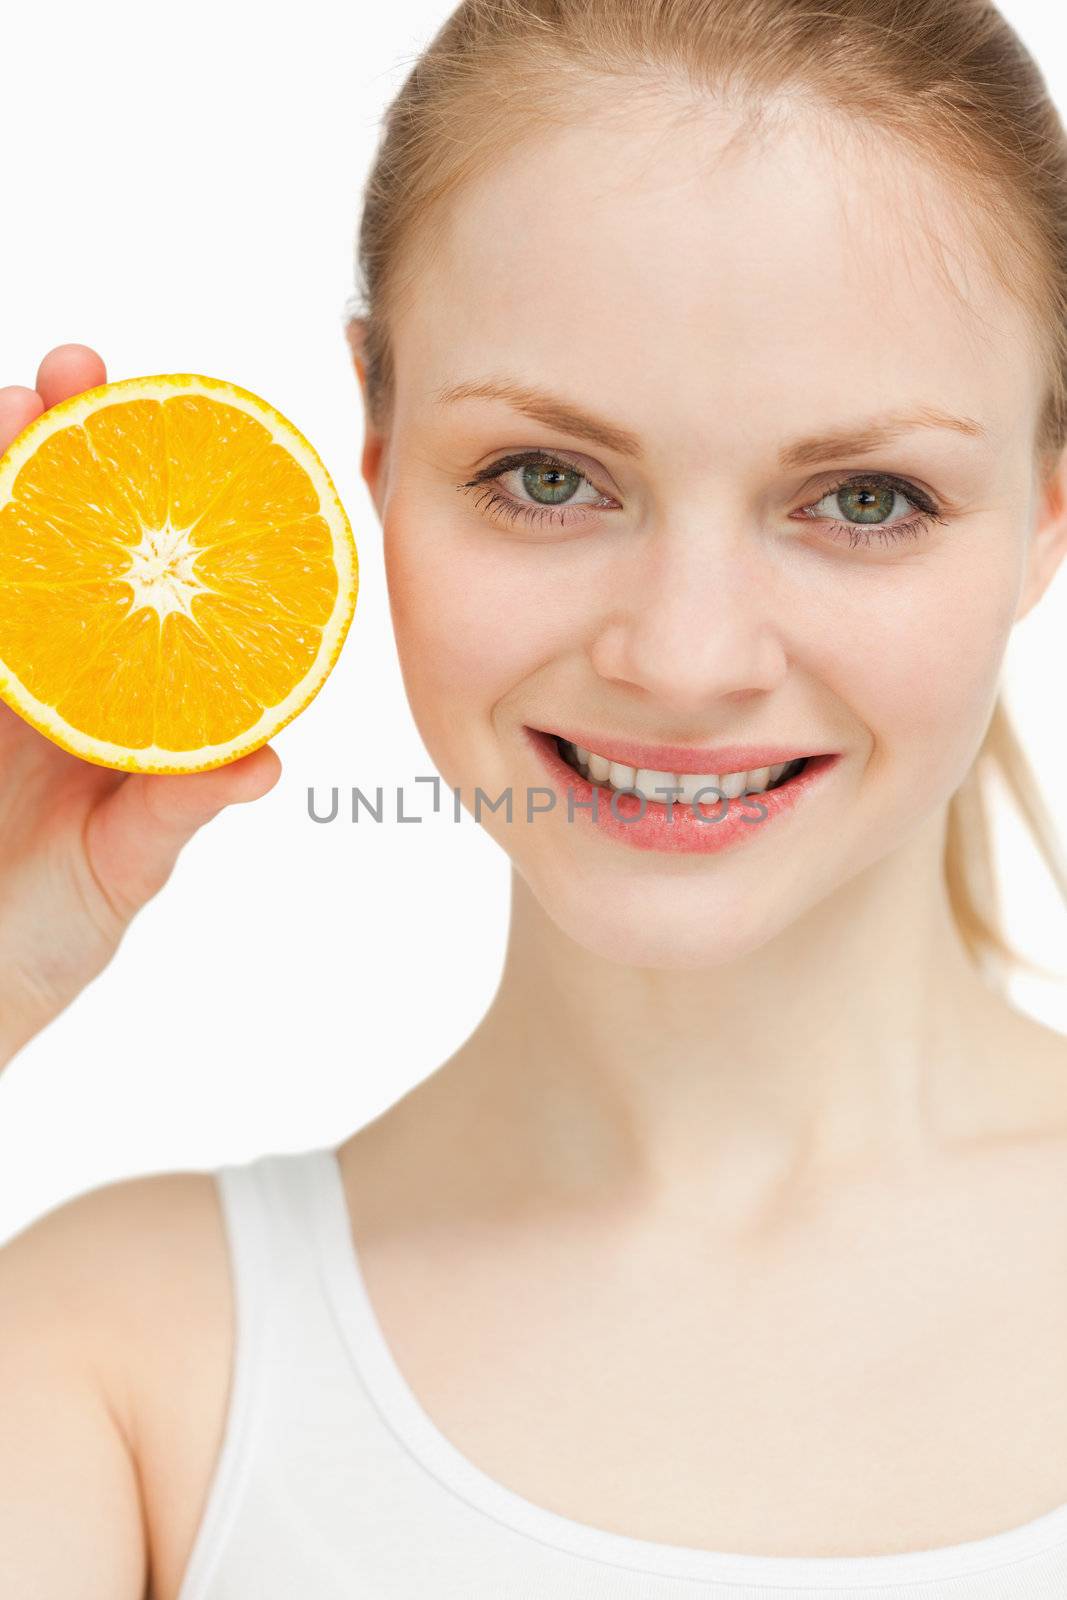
[538,727,828,775]
[523,726,840,855]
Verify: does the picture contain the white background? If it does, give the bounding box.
[1,0,1064,1242]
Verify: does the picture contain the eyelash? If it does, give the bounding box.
[456,449,948,549]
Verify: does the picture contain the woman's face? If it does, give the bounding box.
[364,101,1062,968]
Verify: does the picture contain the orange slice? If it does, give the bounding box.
[0,373,358,773]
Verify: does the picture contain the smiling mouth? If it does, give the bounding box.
[552,734,810,801]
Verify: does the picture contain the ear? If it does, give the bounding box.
[1016,442,1067,621]
[345,316,389,521]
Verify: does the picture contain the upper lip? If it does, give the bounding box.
[537,726,827,775]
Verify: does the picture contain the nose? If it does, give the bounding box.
[587,521,790,713]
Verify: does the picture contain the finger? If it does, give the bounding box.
[0,386,45,456]
[36,344,107,410]
[141,743,284,818]
[83,744,283,920]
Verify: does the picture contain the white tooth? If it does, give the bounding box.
[575,745,590,765]
[769,762,787,782]
[588,751,611,782]
[608,761,636,790]
[719,769,748,800]
[676,772,721,804]
[633,766,677,802]
[744,766,771,794]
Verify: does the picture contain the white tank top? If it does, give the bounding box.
[175,1145,1067,1599]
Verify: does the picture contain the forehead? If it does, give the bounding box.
[394,101,1041,460]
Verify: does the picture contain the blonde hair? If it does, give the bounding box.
[345,0,1067,990]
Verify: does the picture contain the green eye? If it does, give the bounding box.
[830,482,898,523]
[458,449,610,531]
[518,461,583,506]
[801,473,946,549]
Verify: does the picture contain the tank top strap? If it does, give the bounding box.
[177,1144,350,1600]
[214,1145,347,1358]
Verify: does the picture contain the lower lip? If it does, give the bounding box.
[523,727,841,854]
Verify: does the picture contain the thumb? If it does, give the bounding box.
[84,744,282,922]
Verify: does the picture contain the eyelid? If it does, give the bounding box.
[799,466,964,519]
[801,470,942,516]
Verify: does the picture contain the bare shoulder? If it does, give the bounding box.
[2,1168,234,1600]
[1011,1007,1067,1113]
[964,990,1067,1137]
[5,1168,229,1414]
[1044,1017,1067,1076]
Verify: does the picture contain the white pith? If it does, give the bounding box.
[558,738,805,802]
[122,520,214,621]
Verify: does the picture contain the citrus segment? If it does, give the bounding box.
[57,606,163,749]
[0,373,359,773]
[14,423,145,547]
[83,399,170,533]
[191,440,320,544]
[192,515,338,624]
[162,394,274,529]
[0,502,135,584]
[0,580,134,707]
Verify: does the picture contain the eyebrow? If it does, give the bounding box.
[778,404,987,470]
[434,377,644,458]
[433,376,987,468]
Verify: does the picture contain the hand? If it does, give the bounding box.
[0,344,281,1066]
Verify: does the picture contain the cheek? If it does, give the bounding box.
[383,510,558,711]
[823,532,1023,781]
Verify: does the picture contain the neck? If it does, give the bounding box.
[443,807,1031,1224]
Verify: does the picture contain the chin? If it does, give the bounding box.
[522,863,790,971]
